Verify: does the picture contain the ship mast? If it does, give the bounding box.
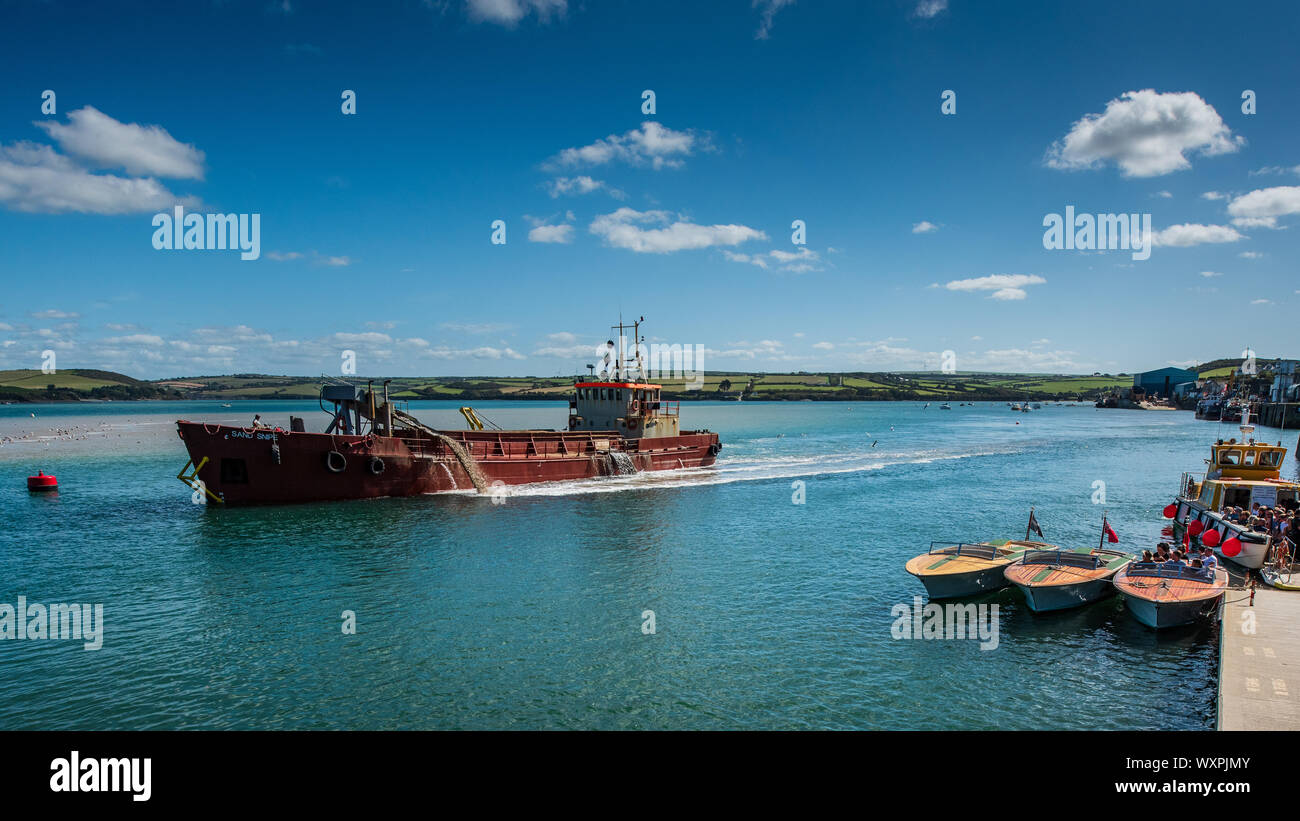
[610,316,645,382]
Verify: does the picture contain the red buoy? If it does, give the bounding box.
[27,471,58,492]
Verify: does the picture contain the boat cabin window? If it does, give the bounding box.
[1199,483,1215,506]
[1243,450,1257,466]
[617,390,623,401]
[1260,451,1282,467]
[1218,450,1239,465]
[1223,487,1251,509]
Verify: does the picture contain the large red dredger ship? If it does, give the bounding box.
[176,325,721,506]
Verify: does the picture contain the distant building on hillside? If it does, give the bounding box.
[1133,367,1198,399]
[1270,360,1299,402]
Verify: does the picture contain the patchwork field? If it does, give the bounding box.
[0,357,1276,403]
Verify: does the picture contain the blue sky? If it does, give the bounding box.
[1,0,1298,379]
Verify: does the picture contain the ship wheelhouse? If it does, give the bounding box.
[568,381,680,439]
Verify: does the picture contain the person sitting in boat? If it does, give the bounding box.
[1154,542,1171,561]
[251,414,269,430]
[1141,549,1155,563]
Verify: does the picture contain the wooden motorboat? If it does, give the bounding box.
[1113,562,1229,628]
[1003,547,1132,612]
[905,540,1048,599]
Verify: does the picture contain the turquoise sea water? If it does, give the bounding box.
[1,399,1296,730]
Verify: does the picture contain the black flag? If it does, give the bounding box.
[1028,509,1044,538]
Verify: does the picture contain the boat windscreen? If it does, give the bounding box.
[928,542,999,560]
[1125,562,1216,582]
[1022,550,1102,569]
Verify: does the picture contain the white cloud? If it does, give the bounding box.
[725,247,823,272]
[1226,186,1300,229]
[590,207,766,253]
[1250,165,1300,176]
[753,0,795,39]
[1200,270,1222,277]
[943,274,1046,301]
[546,175,623,199]
[267,250,351,266]
[912,220,939,234]
[528,222,574,243]
[0,141,197,215]
[913,0,947,18]
[1201,191,1225,200]
[1046,90,1242,177]
[812,341,834,350]
[465,0,566,26]
[30,309,80,319]
[440,322,513,334]
[1251,298,1272,305]
[1153,190,1172,198]
[532,342,596,357]
[544,122,702,171]
[1149,223,1245,247]
[1239,251,1264,259]
[105,333,166,347]
[36,106,205,179]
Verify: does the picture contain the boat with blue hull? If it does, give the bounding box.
[1003,547,1132,612]
[905,540,1047,599]
[1113,563,1228,629]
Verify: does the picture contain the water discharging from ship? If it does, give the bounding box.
[438,462,458,489]
[609,452,637,475]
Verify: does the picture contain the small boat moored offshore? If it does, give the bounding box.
[1003,546,1132,612]
[905,539,1048,599]
[1113,562,1229,628]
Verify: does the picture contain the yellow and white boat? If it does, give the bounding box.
[1168,410,1299,570]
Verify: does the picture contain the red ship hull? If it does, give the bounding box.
[176,421,720,506]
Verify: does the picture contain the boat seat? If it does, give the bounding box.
[1023,550,1102,569]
